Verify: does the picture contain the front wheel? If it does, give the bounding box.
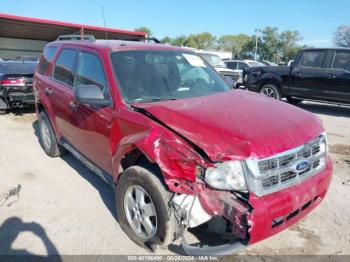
[259,84,281,100]
[116,165,177,251]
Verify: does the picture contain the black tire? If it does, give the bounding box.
[38,111,66,157]
[259,84,281,100]
[116,164,177,252]
[286,96,303,105]
[0,110,6,115]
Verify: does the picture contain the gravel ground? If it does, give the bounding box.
[0,101,349,257]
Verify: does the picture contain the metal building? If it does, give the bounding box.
[0,13,146,60]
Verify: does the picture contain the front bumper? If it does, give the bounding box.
[248,156,333,244]
[183,156,333,255]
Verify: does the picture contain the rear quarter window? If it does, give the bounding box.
[38,46,57,75]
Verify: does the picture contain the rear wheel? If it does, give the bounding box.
[116,165,177,251]
[259,84,281,100]
[286,96,303,104]
[39,111,66,157]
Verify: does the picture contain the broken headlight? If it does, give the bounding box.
[205,161,247,191]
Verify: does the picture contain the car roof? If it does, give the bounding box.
[47,39,193,53]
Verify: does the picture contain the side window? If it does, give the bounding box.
[226,62,237,70]
[299,51,326,68]
[38,46,57,75]
[75,52,109,99]
[332,51,350,72]
[238,62,248,70]
[53,49,78,87]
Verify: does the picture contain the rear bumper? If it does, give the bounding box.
[0,85,34,109]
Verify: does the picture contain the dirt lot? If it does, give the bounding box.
[0,101,350,257]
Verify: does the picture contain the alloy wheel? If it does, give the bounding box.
[124,185,157,240]
[260,87,277,98]
[40,120,52,150]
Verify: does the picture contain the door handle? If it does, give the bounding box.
[327,74,337,79]
[296,72,304,78]
[45,87,53,96]
[68,101,79,111]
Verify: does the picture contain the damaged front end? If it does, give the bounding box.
[117,106,333,256]
[161,135,333,256]
[165,155,332,255]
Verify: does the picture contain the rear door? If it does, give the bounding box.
[50,47,79,142]
[289,50,328,98]
[325,50,350,102]
[68,49,113,174]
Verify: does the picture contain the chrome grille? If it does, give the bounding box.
[245,134,327,196]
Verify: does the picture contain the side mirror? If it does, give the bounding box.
[223,76,236,89]
[75,85,110,107]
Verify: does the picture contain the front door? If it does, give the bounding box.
[68,50,113,174]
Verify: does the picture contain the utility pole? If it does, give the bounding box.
[254,29,260,61]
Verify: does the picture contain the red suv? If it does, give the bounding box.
[34,36,333,255]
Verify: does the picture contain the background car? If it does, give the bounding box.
[197,52,237,83]
[14,56,39,62]
[0,61,36,114]
[224,59,266,86]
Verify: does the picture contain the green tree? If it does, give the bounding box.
[279,30,303,61]
[194,32,216,50]
[335,25,350,47]
[134,26,152,37]
[218,34,251,58]
[161,36,173,45]
[172,35,188,47]
[259,27,280,61]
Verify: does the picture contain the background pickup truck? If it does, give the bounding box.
[244,48,350,104]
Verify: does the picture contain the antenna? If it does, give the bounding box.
[101,5,108,41]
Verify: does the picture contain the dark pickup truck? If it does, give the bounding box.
[244,48,350,104]
[0,61,36,114]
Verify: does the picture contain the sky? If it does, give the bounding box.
[1,0,350,47]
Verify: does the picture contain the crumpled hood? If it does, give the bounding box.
[134,90,324,161]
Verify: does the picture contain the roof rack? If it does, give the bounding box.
[56,34,161,44]
[113,36,161,44]
[56,35,96,41]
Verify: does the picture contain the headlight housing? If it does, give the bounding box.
[205,161,247,191]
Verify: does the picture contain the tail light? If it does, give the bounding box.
[0,78,26,86]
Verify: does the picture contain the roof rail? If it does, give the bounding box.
[114,36,161,44]
[56,34,96,41]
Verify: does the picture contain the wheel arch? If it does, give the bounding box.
[36,100,61,140]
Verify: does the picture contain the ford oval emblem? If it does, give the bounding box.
[292,159,310,173]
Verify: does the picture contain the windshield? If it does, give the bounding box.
[199,53,226,67]
[111,51,230,103]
